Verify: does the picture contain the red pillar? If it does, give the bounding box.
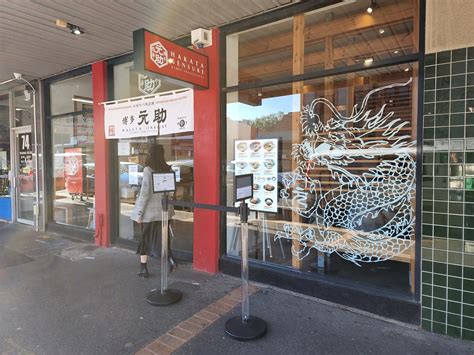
[92,61,110,247]
[193,29,221,273]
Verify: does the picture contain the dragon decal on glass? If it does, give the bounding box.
[275,78,416,266]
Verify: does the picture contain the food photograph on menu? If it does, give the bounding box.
[234,138,278,213]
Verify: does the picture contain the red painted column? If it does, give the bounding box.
[92,61,110,247]
[193,29,221,273]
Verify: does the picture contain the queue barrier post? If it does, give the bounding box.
[145,193,182,306]
[224,201,267,341]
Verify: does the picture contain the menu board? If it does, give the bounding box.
[235,139,278,213]
[152,172,176,193]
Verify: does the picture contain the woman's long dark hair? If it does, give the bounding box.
[145,144,171,173]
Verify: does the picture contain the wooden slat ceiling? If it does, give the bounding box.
[0,0,295,83]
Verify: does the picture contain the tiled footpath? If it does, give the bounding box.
[137,286,258,355]
[0,223,472,354]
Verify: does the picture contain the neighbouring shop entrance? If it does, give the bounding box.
[12,125,35,225]
[0,86,38,226]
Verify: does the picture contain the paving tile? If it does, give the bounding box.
[158,334,184,350]
[147,340,174,355]
[168,327,193,341]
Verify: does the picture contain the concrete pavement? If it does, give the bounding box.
[0,222,472,354]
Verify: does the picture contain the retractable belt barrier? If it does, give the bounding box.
[145,193,267,341]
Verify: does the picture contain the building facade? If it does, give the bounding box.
[0,0,473,341]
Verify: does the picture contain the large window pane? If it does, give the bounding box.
[227,0,417,85]
[51,112,94,229]
[304,0,417,70]
[226,63,418,294]
[50,74,93,115]
[49,73,94,229]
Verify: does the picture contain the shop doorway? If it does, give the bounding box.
[12,125,35,225]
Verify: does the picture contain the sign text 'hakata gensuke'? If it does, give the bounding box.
[133,29,209,89]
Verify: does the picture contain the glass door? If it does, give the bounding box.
[13,125,35,225]
[0,93,12,221]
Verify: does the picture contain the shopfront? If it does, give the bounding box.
[3,0,472,340]
[219,0,423,322]
[29,0,424,323]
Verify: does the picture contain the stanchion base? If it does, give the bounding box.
[224,315,267,341]
[146,289,182,306]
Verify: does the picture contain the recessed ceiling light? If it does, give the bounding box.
[364,57,374,65]
[378,28,385,35]
[367,0,377,14]
[404,67,410,72]
[393,50,399,54]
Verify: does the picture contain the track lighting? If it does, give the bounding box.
[68,24,84,35]
[56,19,84,35]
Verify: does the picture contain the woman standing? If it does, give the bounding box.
[131,144,176,278]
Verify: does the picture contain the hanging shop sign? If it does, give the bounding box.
[234,139,279,213]
[133,28,209,89]
[104,89,194,139]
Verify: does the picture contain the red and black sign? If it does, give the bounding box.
[133,28,209,89]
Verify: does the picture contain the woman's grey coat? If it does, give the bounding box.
[130,166,174,222]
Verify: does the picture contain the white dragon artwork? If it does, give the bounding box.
[275,78,416,266]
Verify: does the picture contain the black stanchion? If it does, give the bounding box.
[224,201,267,341]
[146,194,182,306]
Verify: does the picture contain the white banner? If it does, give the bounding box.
[104,89,194,139]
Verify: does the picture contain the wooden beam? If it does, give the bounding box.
[240,32,414,81]
[239,0,414,60]
[291,14,304,270]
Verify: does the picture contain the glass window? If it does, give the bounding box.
[49,74,95,229]
[227,0,418,85]
[226,17,294,86]
[0,93,11,220]
[113,63,194,257]
[50,74,93,115]
[14,86,34,127]
[226,59,418,293]
[304,0,417,70]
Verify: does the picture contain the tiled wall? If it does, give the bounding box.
[422,47,474,341]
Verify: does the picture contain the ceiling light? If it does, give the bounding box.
[404,67,410,72]
[64,23,84,35]
[71,26,83,35]
[367,0,377,14]
[364,57,374,66]
[378,28,385,35]
[393,50,399,54]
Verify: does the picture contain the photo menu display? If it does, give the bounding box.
[235,139,278,213]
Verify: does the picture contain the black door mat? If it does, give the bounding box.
[0,248,33,269]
